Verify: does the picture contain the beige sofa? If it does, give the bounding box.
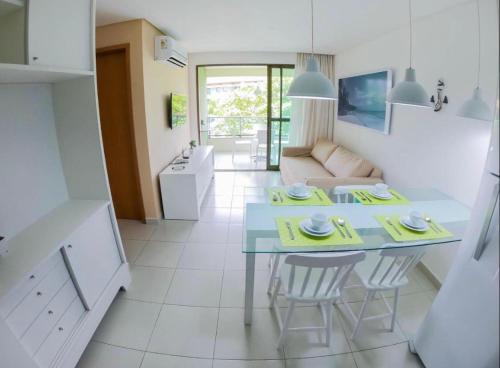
[280,138,383,190]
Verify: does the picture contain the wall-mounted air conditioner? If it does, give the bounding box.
[154,36,187,67]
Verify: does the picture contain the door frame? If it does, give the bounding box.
[96,43,145,222]
[195,64,294,171]
[266,64,294,171]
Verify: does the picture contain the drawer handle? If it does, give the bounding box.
[58,327,64,332]
[36,291,42,296]
[48,310,53,315]
[30,275,35,280]
[33,56,38,61]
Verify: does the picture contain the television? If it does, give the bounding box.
[168,93,187,128]
[337,70,392,134]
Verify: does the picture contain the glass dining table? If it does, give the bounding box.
[242,187,471,325]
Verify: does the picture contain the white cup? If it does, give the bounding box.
[311,213,328,230]
[292,182,308,195]
[374,183,389,194]
[409,210,423,226]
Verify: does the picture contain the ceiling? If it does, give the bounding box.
[96,0,470,54]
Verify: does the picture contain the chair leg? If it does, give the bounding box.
[267,254,281,294]
[390,288,400,332]
[277,301,295,348]
[269,278,281,308]
[351,291,372,340]
[325,302,333,346]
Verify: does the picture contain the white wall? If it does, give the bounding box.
[334,0,499,282]
[0,85,69,238]
[187,51,296,141]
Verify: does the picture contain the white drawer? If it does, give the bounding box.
[21,279,78,356]
[0,253,61,318]
[34,297,86,368]
[6,257,70,338]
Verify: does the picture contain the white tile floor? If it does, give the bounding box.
[77,171,433,368]
[214,152,267,171]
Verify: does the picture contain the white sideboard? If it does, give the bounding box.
[0,202,130,368]
[0,1,131,367]
[159,146,214,220]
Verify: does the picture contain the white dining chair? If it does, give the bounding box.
[332,185,375,203]
[343,244,428,340]
[269,252,366,348]
[255,129,267,160]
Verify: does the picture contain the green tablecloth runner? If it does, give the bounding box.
[268,187,333,206]
[375,214,453,242]
[351,189,410,205]
[276,216,363,247]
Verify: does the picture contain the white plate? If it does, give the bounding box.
[300,219,333,234]
[287,189,312,199]
[400,217,428,232]
[299,220,334,237]
[369,190,392,200]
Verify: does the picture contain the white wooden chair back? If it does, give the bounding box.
[284,252,366,300]
[368,245,428,287]
[332,185,374,203]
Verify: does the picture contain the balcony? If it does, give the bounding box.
[200,116,268,170]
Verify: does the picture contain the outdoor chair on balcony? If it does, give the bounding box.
[232,136,253,162]
[255,129,267,161]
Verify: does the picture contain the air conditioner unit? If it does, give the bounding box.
[154,36,188,67]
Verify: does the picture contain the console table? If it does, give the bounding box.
[159,146,214,220]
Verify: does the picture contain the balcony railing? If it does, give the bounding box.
[204,116,267,138]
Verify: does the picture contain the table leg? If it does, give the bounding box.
[244,236,256,325]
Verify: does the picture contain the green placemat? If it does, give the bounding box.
[276,216,363,247]
[269,187,333,206]
[375,215,453,242]
[351,189,410,205]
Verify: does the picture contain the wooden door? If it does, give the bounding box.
[96,46,144,220]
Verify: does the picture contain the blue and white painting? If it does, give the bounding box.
[337,70,392,134]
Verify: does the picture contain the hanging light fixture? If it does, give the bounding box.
[388,0,431,108]
[287,0,337,100]
[457,0,492,121]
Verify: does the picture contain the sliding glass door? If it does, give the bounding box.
[267,65,294,170]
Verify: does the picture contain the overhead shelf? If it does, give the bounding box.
[0,63,94,84]
[0,0,23,17]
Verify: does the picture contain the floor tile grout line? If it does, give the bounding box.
[91,337,413,363]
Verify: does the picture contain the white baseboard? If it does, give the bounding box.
[417,262,442,289]
[145,218,161,225]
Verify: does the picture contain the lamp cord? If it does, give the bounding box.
[409,0,413,68]
[476,0,481,88]
[311,0,315,56]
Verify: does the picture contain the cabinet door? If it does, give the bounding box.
[27,0,92,70]
[62,206,121,309]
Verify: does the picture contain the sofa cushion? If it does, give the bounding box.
[280,156,332,184]
[311,138,338,164]
[324,146,374,178]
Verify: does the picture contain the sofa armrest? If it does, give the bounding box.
[281,146,313,157]
[305,176,384,191]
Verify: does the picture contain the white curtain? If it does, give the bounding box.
[289,53,336,146]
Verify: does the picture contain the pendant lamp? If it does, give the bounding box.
[287,0,337,100]
[457,0,492,121]
[388,0,431,107]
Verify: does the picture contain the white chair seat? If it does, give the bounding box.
[280,263,341,302]
[354,252,409,290]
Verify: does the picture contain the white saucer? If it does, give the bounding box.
[299,219,334,237]
[287,189,312,199]
[400,217,428,232]
[369,190,393,200]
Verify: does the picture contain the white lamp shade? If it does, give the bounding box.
[388,68,431,108]
[287,58,337,100]
[457,87,492,121]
